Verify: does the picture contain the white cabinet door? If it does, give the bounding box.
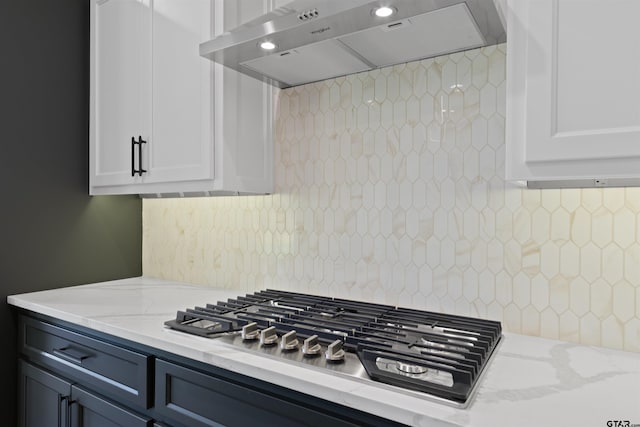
[210,0,274,194]
[91,0,151,188]
[505,0,640,185]
[147,0,213,184]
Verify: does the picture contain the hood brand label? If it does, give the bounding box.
[310,26,331,35]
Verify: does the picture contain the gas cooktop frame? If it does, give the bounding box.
[164,289,502,407]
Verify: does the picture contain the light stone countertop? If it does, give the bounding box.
[8,277,640,427]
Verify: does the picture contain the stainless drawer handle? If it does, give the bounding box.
[52,347,91,365]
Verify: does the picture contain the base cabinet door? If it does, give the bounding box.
[19,361,71,427]
[154,359,359,427]
[70,386,153,427]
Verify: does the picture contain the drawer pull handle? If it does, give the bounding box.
[131,135,147,176]
[52,347,91,365]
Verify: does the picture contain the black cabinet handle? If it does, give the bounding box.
[131,136,147,177]
[59,395,71,426]
[52,347,91,365]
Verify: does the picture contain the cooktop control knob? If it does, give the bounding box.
[302,335,322,357]
[325,339,345,362]
[280,330,299,351]
[241,322,260,341]
[259,326,278,346]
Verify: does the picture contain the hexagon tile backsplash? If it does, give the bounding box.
[142,44,640,352]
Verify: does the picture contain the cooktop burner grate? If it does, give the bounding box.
[165,289,502,405]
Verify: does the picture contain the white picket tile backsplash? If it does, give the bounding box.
[143,44,640,352]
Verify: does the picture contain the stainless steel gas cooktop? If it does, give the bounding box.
[164,289,502,407]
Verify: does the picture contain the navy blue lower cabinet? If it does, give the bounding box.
[19,360,72,427]
[154,359,361,427]
[69,385,153,427]
[16,313,402,427]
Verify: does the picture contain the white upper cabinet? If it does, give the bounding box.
[91,0,151,189]
[505,0,640,187]
[90,0,274,196]
[148,0,214,187]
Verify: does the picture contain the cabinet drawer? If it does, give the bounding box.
[19,316,151,409]
[154,359,359,427]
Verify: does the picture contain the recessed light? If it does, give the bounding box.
[260,41,277,51]
[374,6,395,18]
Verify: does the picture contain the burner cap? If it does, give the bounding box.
[396,361,428,374]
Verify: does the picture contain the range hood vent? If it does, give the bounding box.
[200,0,506,89]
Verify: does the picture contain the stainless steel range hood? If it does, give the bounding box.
[200,0,506,89]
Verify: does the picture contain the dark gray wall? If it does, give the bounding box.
[0,1,142,424]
